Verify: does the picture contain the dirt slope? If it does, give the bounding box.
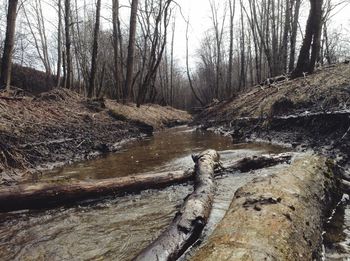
[196,63,350,121]
[196,63,350,165]
[0,88,191,185]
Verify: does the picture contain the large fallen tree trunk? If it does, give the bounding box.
[0,153,292,212]
[190,153,342,261]
[134,149,220,261]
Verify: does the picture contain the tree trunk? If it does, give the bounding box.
[292,0,323,78]
[186,19,204,106]
[56,0,62,88]
[0,0,19,90]
[134,150,220,261]
[226,0,235,96]
[170,17,175,106]
[0,170,193,212]
[112,0,121,100]
[64,0,72,89]
[88,0,102,98]
[289,0,301,72]
[124,0,139,102]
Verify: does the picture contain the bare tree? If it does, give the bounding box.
[209,0,226,99]
[186,19,204,107]
[292,0,324,78]
[64,0,72,89]
[0,0,19,90]
[124,0,139,101]
[226,0,236,96]
[56,0,62,88]
[88,0,102,98]
[112,0,123,99]
[289,0,301,72]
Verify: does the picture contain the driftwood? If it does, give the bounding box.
[134,149,220,261]
[223,153,292,173]
[0,170,193,212]
[0,153,292,212]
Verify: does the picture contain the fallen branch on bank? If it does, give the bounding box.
[0,153,292,212]
[222,153,292,173]
[134,150,220,261]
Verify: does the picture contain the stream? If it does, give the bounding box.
[0,126,288,260]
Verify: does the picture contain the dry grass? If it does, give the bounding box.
[201,63,350,121]
[106,101,192,129]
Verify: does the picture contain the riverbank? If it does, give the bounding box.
[0,88,191,186]
[195,63,350,168]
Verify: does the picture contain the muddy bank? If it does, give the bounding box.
[0,88,191,185]
[190,153,342,260]
[195,63,350,166]
[191,64,350,259]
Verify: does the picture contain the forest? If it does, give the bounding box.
[0,0,350,260]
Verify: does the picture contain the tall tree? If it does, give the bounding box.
[88,0,102,98]
[64,0,72,89]
[186,19,204,106]
[292,0,324,78]
[0,0,19,90]
[112,0,122,99]
[124,0,139,101]
[56,0,62,88]
[226,0,235,96]
[289,0,301,72]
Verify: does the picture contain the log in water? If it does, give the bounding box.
[134,149,220,261]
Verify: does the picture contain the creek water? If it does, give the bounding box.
[0,126,286,261]
[324,194,350,260]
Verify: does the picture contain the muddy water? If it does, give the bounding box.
[0,127,286,261]
[39,126,285,182]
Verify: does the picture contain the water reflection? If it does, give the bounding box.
[40,126,285,182]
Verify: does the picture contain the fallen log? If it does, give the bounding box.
[0,153,292,212]
[190,154,342,261]
[134,149,220,261]
[0,170,193,212]
[222,153,292,173]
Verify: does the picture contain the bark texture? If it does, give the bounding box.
[292,0,323,78]
[0,170,193,212]
[0,0,19,90]
[134,149,220,261]
[190,154,341,261]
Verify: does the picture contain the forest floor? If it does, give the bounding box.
[195,63,350,167]
[0,88,191,186]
